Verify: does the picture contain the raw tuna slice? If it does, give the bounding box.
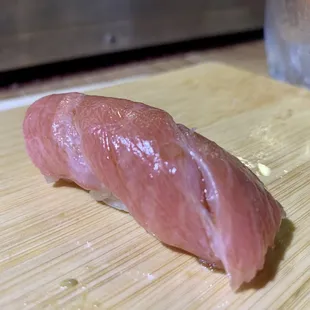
[23,92,285,290]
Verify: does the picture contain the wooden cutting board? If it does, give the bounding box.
[0,63,309,310]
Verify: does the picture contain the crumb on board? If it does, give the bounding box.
[257,163,271,176]
[60,278,79,289]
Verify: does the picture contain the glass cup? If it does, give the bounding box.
[264,0,310,88]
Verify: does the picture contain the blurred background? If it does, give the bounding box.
[0,0,266,98]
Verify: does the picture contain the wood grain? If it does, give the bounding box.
[0,62,309,310]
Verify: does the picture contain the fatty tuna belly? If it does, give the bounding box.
[75,99,221,266]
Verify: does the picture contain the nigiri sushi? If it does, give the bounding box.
[23,92,285,290]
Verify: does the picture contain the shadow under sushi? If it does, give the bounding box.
[238,218,295,292]
[53,179,88,192]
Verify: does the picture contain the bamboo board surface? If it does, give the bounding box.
[0,62,309,310]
